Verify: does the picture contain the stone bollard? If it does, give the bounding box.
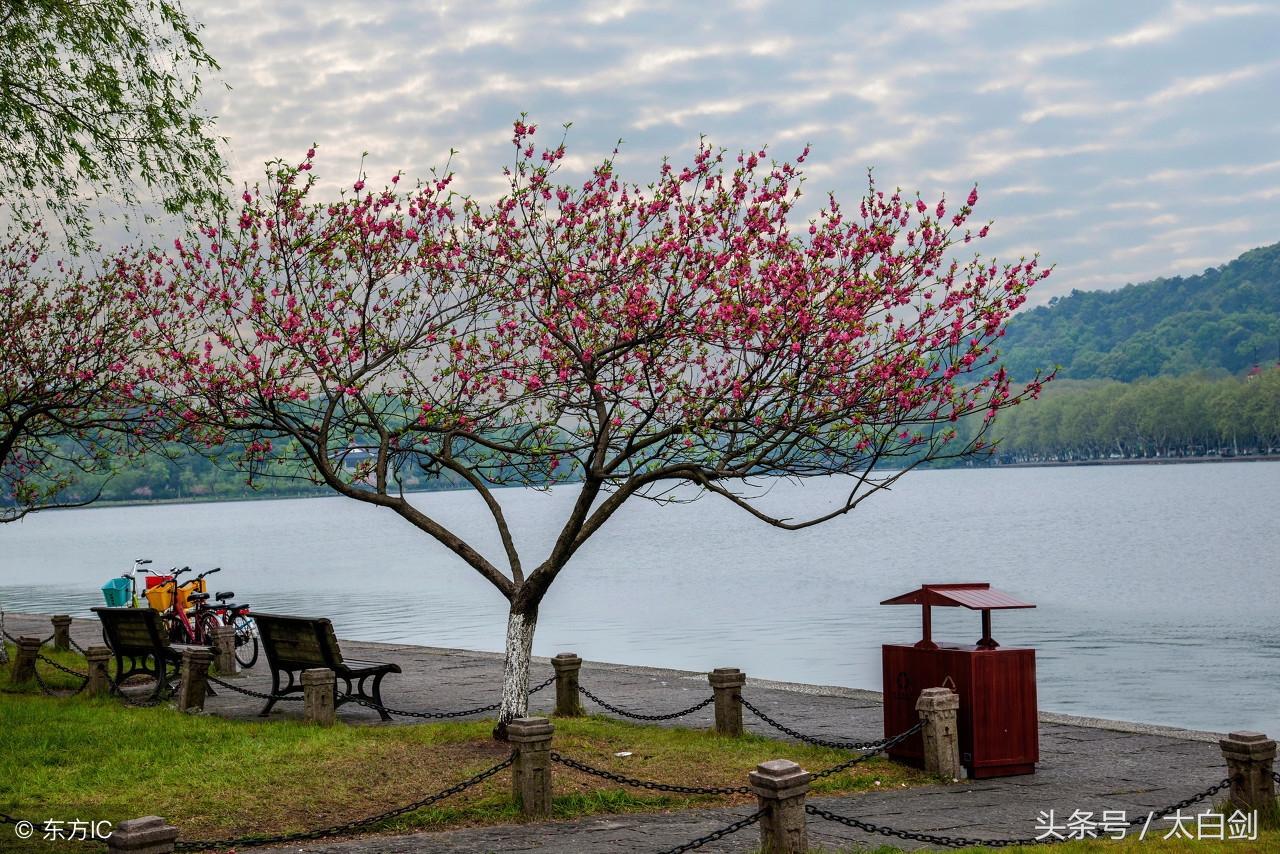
[105,815,179,853]
[302,667,336,725]
[177,648,213,713]
[509,716,554,818]
[1220,731,1277,812]
[916,687,964,780]
[51,615,73,651]
[552,652,584,717]
[708,668,746,737]
[750,759,811,854]
[86,646,113,697]
[10,636,42,684]
[210,625,238,675]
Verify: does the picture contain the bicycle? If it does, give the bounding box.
[193,592,259,669]
[158,567,221,645]
[100,558,155,647]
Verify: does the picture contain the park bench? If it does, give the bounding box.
[252,612,402,720]
[92,607,214,702]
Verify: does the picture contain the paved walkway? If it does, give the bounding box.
[6,612,1233,852]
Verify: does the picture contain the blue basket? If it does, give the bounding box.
[101,577,131,608]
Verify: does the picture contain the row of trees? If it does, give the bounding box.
[984,371,1280,463]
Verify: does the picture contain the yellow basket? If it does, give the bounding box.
[144,578,206,612]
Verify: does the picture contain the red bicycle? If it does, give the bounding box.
[159,567,222,645]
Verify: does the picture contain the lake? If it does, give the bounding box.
[1,462,1276,736]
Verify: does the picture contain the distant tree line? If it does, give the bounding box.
[984,369,1280,463]
[999,242,1280,381]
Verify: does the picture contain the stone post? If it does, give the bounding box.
[210,625,238,675]
[708,668,746,737]
[552,652,584,717]
[750,759,811,854]
[916,687,964,779]
[1220,731,1276,812]
[105,816,179,854]
[302,667,336,725]
[177,648,213,713]
[10,636,41,684]
[508,716,554,818]
[51,615,73,651]
[86,645,113,697]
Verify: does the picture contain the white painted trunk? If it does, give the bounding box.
[498,607,536,728]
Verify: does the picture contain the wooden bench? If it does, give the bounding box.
[92,607,213,701]
[252,612,402,720]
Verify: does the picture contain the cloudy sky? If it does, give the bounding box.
[188,0,1280,304]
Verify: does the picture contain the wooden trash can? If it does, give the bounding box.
[881,583,1038,778]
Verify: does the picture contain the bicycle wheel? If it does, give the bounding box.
[197,612,221,647]
[162,613,192,644]
[233,614,259,669]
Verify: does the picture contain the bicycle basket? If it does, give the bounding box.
[176,578,207,612]
[144,583,174,612]
[101,577,131,608]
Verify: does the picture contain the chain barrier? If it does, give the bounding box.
[805,776,1236,848]
[35,653,90,697]
[656,809,766,854]
[810,721,923,780]
[1273,770,1280,784]
[738,695,898,751]
[338,674,556,719]
[550,751,750,796]
[206,674,303,702]
[174,752,514,851]
[3,628,56,646]
[579,685,716,721]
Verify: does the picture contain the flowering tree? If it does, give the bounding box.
[0,230,171,521]
[157,125,1050,732]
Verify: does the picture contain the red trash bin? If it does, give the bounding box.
[881,583,1039,778]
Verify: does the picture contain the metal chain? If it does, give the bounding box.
[205,674,303,702]
[810,722,923,780]
[3,629,56,646]
[1273,770,1280,784]
[174,753,514,851]
[34,653,91,697]
[738,695,897,751]
[804,776,1235,848]
[338,674,556,719]
[550,751,750,795]
[37,653,88,680]
[656,810,766,854]
[579,685,716,721]
[108,671,171,707]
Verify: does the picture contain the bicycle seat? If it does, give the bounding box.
[188,592,210,602]
[215,591,234,601]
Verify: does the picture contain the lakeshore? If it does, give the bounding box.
[4,611,1239,852]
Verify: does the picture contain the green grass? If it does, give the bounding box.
[0,654,933,852]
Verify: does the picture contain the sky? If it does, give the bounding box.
[187,0,1280,305]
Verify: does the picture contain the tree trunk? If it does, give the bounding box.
[494,597,538,740]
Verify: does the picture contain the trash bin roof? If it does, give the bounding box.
[880,583,1035,610]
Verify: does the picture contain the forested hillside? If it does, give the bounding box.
[999,242,1280,381]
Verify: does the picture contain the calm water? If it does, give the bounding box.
[2,463,1276,736]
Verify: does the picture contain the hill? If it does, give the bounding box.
[998,242,1280,381]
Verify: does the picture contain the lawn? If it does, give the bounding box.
[1,642,928,852]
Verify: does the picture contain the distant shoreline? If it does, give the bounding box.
[22,454,1278,513]
[987,454,1280,469]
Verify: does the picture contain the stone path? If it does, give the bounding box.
[5,612,1235,852]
